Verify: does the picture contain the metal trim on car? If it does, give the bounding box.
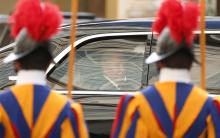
[0,42,15,53]
[54,91,135,96]
[53,90,218,97]
[194,30,220,34]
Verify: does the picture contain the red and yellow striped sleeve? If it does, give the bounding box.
[61,102,88,138]
[111,94,147,138]
[206,115,216,138]
[61,117,75,138]
[209,97,220,137]
[0,104,17,138]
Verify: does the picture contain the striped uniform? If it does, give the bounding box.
[0,84,88,138]
[111,82,220,138]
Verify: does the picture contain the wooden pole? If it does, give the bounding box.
[106,0,118,19]
[67,0,78,98]
[200,0,206,89]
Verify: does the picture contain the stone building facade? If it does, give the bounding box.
[0,0,218,19]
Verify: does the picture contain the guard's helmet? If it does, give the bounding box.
[4,0,63,63]
[146,0,199,64]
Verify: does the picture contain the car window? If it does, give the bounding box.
[148,33,220,94]
[48,35,149,91]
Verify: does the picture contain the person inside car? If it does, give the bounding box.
[0,0,88,137]
[111,0,220,137]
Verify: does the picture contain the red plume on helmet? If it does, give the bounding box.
[3,0,63,63]
[9,0,63,42]
[153,0,199,46]
[145,0,199,64]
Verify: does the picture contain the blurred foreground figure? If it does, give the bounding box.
[111,0,220,137]
[0,0,88,137]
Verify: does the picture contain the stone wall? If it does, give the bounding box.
[117,0,217,19]
[0,0,217,18]
[0,0,71,14]
[118,0,162,18]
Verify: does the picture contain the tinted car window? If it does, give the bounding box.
[48,35,149,91]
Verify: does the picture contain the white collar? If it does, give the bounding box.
[16,70,47,85]
[159,68,191,83]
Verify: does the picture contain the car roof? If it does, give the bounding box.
[76,17,220,30]
[0,13,104,25]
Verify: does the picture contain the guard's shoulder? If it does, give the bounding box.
[117,92,145,110]
[191,85,209,98]
[0,89,13,101]
[49,92,85,118]
[122,86,156,103]
[192,85,207,93]
[212,95,220,108]
[0,89,12,95]
[70,102,83,113]
[138,85,156,96]
[214,96,220,102]
[122,93,137,103]
[50,91,70,103]
[50,91,83,112]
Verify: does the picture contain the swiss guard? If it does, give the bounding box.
[111,0,220,137]
[0,0,88,137]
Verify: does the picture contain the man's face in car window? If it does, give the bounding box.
[101,54,125,81]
